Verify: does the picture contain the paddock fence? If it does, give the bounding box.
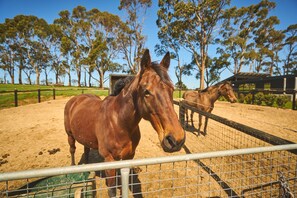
[1,100,297,197]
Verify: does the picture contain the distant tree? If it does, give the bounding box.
[156,0,185,90]
[283,24,297,75]
[156,0,230,89]
[118,0,152,74]
[218,0,277,74]
[54,7,85,86]
[84,9,125,88]
[254,16,284,76]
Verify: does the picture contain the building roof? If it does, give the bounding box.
[222,72,270,82]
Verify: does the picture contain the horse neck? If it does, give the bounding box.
[208,86,221,103]
[113,77,142,127]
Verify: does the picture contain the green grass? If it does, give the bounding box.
[0,84,109,109]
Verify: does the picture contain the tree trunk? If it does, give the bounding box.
[97,68,104,89]
[55,73,59,85]
[76,66,81,87]
[35,68,40,85]
[18,59,23,84]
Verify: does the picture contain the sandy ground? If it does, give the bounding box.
[0,97,296,195]
[0,97,296,173]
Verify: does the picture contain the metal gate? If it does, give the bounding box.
[1,101,297,197]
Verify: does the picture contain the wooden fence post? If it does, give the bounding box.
[38,89,41,103]
[14,89,18,107]
[179,101,185,128]
[293,90,296,110]
[53,88,56,100]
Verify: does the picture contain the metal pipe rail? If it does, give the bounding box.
[1,144,297,182]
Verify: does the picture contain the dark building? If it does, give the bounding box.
[221,72,297,93]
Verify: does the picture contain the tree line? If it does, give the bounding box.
[0,0,151,87]
[156,0,296,89]
[0,0,296,89]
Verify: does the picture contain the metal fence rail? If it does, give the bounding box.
[1,144,297,197]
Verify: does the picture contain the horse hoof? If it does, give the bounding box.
[108,188,116,198]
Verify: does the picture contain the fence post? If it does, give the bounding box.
[38,89,41,103]
[53,89,55,100]
[179,101,185,127]
[120,168,130,198]
[293,90,296,110]
[14,89,18,107]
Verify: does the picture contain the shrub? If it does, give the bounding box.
[263,94,276,106]
[244,93,253,104]
[276,95,289,108]
[254,92,264,105]
[218,95,227,101]
[238,93,245,103]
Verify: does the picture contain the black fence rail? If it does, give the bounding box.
[174,100,297,155]
[0,88,89,107]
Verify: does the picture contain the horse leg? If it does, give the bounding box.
[84,146,90,164]
[103,155,117,197]
[185,109,189,127]
[67,134,76,165]
[190,111,194,127]
[204,117,209,135]
[198,114,202,136]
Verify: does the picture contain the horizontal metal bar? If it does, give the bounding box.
[1,144,297,182]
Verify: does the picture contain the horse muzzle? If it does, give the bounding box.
[161,134,185,153]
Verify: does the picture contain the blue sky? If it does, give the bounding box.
[0,0,296,88]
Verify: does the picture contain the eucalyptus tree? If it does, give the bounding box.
[283,24,297,75]
[118,0,152,74]
[218,1,277,74]
[54,7,85,86]
[254,16,284,76]
[81,9,124,88]
[0,15,50,85]
[157,0,230,89]
[156,0,185,90]
[48,24,65,85]
[0,16,28,84]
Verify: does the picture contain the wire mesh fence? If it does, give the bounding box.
[1,145,297,197]
[1,101,297,197]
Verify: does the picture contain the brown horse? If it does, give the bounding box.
[182,82,237,135]
[64,49,185,197]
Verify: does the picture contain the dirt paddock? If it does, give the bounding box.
[0,97,296,196]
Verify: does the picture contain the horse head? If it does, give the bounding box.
[136,49,185,152]
[219,82,237,103]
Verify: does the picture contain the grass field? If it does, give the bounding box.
[0,84,109,109]
[0,84,293,110]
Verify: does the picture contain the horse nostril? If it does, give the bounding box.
[165,135,177,148]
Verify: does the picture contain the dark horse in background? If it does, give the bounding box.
[182,82,237,136]
[64,49,185,197]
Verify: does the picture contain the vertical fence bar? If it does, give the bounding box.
[37,89,41,103]
[14,89,18,107]
[121,168,130,198]
[179,101,185,127]
[293,90,296,110]
[53,88,55,100]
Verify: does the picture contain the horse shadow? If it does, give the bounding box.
[78,149,143,198]
[184,123,206,136]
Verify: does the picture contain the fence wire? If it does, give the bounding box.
[1,101,297,197]
[1,146,296,198]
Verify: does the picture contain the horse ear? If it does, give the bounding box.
[160,52,170,70]
[140,49,151,71]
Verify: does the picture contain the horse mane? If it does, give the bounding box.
[200,81,231,93]
[110,76,134,96]
[110,62,173,96]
